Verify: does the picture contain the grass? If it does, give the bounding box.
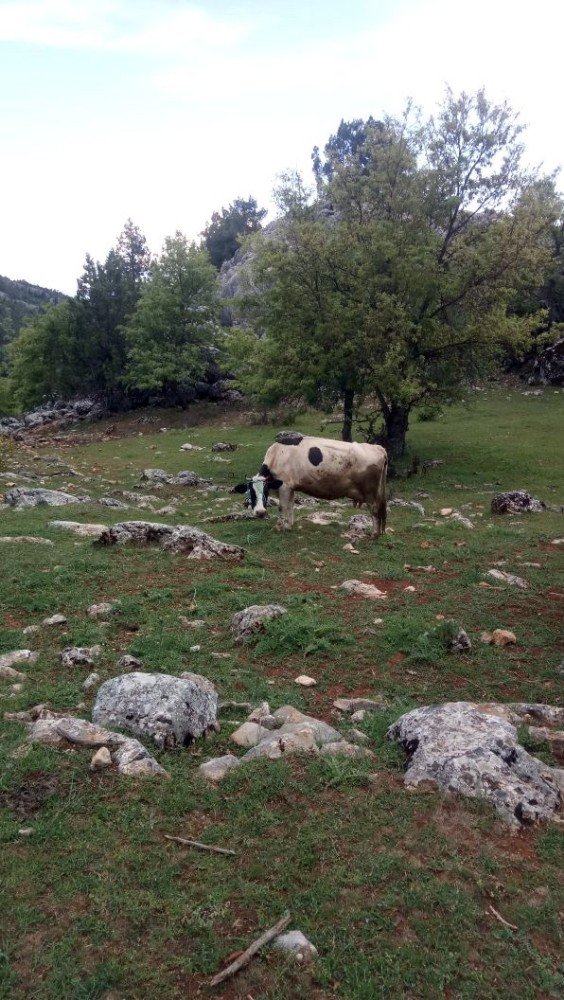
[0,384,563,999]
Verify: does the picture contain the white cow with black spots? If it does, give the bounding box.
[233,434,388,536]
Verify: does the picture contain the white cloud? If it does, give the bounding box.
[0,0,249,53]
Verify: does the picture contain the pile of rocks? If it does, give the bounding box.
[199,703,373,783]
[141,468,211,488]
[0,398,102,438]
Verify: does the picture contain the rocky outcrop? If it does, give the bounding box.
[92,671,218,748]
[97,521,244,560]
[388,702,562,827]
[4,487,91,508]
[141,469,211,487]
[0,398,103,438]
[532,338,564,385]
[231,604,287,641]
[491,491,546,514]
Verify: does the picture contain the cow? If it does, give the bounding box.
[233,434,388,536]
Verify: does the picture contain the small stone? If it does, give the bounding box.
[333,698,386,714]
[42,613,67,626]
[11,682,23,692]
[492,629,517,647]
[340,579,387,599]
[373,618,384,625]
[230,721,271,747]
[348,728,370,744]
[189,645,201,652]
[440,507,453,516]
[90,746,112,771]
[232,604,287,641]
[320,740,373,758]
[87,602,116,618]
[272,930,318,963]
[342,543,359,553]
[550,538,564,546]
[486,569,528,589]
[243,730,318,760]
[22,625,40,635]
[83,672,101,691]
[403,585,416,593]
[199,754,240,782]
[60,645,102,668]
[18,827,34,837]
[350,710,366,723]
[117,655,142,671]
[248,701,271,722]
[295,675,316,687]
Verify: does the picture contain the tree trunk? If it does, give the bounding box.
[384,403,409,457]
[342,388,354,442]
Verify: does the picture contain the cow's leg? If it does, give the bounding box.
[277,485,295,529]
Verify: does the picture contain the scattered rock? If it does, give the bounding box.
[82,672,100,691]
[211,442,237,452]
[48,520,107,539]
[550,538,564,546]
[294,675,316,687]
[248,701,271,722]
[340,580,387,599]
[449,512,474,529]
[388,702,562,827]
[308,511,341,526]
[491,491,546,514]
[22,625,40,636]
[4,488,91,508]
[117,654,142,671]
[87,602,116,618]
[275,431,304,445]
[343,542,360,553]
[42,614,67,626]
[0,650,38,676]
[18,827,34,837]
[98,521,244,560]
[388,498,425,515]
[90,746,112,771]
[342,514,373,539]
[60,645,102,668]
[0,535,54,545]
[422,619,471,653]
[404,564,437,574]
[481,629,517,647]
[320,740,373,758]
[199,754,240,782]
[230,722,272,748]
[180,443,204,451]
[232,604,287,641]
[272,930,318,963]
[333,698,386,714]
[243,729,318,760]
[350,710,366,723]
[486,569,528,589]
[141,468,211,487]
[92,671,218,748]
[0,664,26,681]
[440,507,453,516]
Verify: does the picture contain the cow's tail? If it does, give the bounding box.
[376,456,388,537]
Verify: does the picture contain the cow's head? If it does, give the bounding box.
[232,469,282,517]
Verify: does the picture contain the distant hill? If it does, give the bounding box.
[0,274,67,370]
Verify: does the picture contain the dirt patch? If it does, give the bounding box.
[1,771,60,819]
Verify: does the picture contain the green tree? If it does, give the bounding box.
[124,234,219,402]
[202,197,267,269]
[10,299,88,408]
[232,90,551,456]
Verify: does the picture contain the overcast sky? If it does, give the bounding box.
[1,0,562,294]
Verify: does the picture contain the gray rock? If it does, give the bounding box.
[278,719,342,746]
[243,729,318,760]
[232,604,287,641]
[92,671,218,748]
[275,431,304,446]
[117,654,142,671]
[0,649,38,672]
[97,521,244,560]
[87,602,116,618]
[199,754,240,782]
[43,613,67,626]
[82,672,101,690]
[388,498,426,515]
[320,740,373,758]
[486,569,528,589]
[48,520,108,538]
[533,337,564,385]
[333,697,386,714]
[230,721,271,747]
[272,930,317,962]
[211,442,238,452]
[422,619,472,653]
[90,747,112,770]
[0,535,54,545]
[388,702,562,827]
[491,491,546,514]
[141,468,211,487]
[4,488,91,508]
[60,645,101,668]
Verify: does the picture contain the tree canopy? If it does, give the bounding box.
[202,197,267,270]
[229,90,552,455]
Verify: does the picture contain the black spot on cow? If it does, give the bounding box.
[308,446,323,467]
[259,464,270,477]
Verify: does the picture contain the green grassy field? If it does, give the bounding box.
[0,386,563,999]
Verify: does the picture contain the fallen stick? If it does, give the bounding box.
[164,834,236,857]
[487,904,518,931]
[210,911,292,987]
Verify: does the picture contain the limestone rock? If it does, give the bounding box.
[272,930,318,962]
[180,442,204,451]
[98,521,243,560]
[279,719,342,746]
[0,664,27,681]
[0,650,38,675]
[90,746,112,771]
[243,729,318,761]
[509,704,564,728]
[422,619,471,653]
[4,487,91,508]
[117,654,142,671]
[60,646,101,668]
[320,740,373,758]
[333,697,386,714]
[232,604,287,641]
[230,721,271,748]
[199,754,240,782]
[294,674,316,687]
[87,602,116,618]
[491,491,546,514]
[272,706,309,724]
[48,520,107,539]
[92,671,218,748]
[43,614,67,626]
[82,672,100,690]
[211,441,237,452]
[141,468,210,487]
[247,701,271,722]
[486,569,528,589]
[340,580,387,599]
[481,629,517,647]
[388,702,562,827]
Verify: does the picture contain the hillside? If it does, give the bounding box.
[0,274,66,368]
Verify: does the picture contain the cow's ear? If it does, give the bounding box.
[268,477,283,490]
[231,483,248,494]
